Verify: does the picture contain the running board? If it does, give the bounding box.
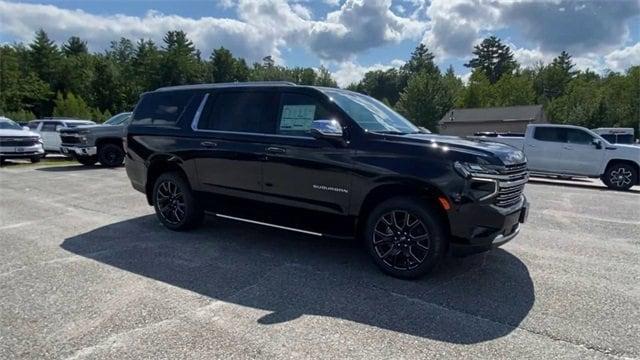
[208,212,323,237]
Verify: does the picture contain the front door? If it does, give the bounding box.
[261,92,353,217]
[526,126,567,173]
[559,128,605,176]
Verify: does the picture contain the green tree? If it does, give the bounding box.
[315,66,337,87]
[465,36,518,84]
[401,43,439,77]
[354,69,404,105]
[160,31,202,86]
[62,36,88,56]
[442,66,464,106]
[209,47,249,83]
[132,39,162,91]
[52,92,93,119]
[457,71,495,108]
[493,73,536,106]
[535,51,577,101]
[396,71,454,131]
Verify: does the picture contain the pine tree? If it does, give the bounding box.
[401,44,439,76]
[62,36,88,56]
[465,36,518,84]
[52,92,93,119]
[209,47,239,83]
[160,31,202,86]
[28,29,61,86]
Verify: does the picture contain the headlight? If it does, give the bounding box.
[454,161,498,179]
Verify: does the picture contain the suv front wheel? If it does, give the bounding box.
[152,172,204,231]
[364,197,446,279]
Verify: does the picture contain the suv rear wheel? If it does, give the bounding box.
[152,172,204,231]
[364,197,446,279]
[602,163,637,191]
[98,143,125,167]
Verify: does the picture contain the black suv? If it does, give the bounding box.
[125,82,529,278]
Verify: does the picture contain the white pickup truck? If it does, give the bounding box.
[477,124,640,191]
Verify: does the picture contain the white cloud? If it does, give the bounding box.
[291,4,313,20]
[331,59,404,87]
[605,43,640,73]
[512,47,554,69]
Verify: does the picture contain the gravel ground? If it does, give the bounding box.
[1,164,638,359]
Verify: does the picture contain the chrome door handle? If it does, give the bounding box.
[266,146,286,154]
[200,141,217,147]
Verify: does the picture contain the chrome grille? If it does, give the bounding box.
[495,163,528,208]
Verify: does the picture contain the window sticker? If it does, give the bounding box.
[280,105,316,131]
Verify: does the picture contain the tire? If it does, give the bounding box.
[364,197,446,279]
[602,163,637,191]
[98,143,125,167]
[30,156,41,163]
[77,156,98,166]
[152,172,204,231]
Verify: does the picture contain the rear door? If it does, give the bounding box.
[193,90,277,201]
[525,126,567,173]
[261,91,353,216]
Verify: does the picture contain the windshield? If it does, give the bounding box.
[322,89,420,134]
[65,121,95,128]
[104,113,131,125]
[0,118,23,130]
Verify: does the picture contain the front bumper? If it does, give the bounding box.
[0,144,45,158]
[448,195,528,256]
[60,145,97,157]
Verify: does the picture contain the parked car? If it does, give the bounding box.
[28,118,95,154]
[59,112,131,167]
[125,82,529,279]
[592,128,636,145]
[0,116,44,164]
[478,124,640,191]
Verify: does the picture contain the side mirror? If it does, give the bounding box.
[310,119,343,140]
[592,139,602,149]
[22,126,30,131]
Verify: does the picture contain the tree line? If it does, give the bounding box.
[1,30,638,133]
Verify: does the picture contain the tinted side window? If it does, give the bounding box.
[198,91,276,133]
[28,122,39,130]
[566,129,594,145]
[132,91,198,125]
[277,93,332,136]
[533,127,566,142]
[41,122,59,132]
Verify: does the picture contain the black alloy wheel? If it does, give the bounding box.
[156,179,186,225]
[365,197,446,279]
[152,172,204,231]
[373,210,430,271]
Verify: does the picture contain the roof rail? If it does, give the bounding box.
[155,81,297,92]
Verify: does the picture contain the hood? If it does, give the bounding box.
[0,129,40,137]
[385,133,526,165]
[59,124,121,133]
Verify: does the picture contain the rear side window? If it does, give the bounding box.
[277,93,332,136]
[41,122,59,132]
[533,127,566,142]
[198,91,276,133]
[132,91,198,126]
[28,122,39,130]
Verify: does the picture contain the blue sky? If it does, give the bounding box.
[1,0,639,86]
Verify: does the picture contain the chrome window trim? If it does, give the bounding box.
[191,93,210,131]
[189,92,315,141]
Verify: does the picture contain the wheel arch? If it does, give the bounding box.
[605,159,640,184]
[95,137,123,149]
[356,179,451,240]
[145,156,190,205]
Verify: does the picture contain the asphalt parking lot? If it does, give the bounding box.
[1,164,639,359]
